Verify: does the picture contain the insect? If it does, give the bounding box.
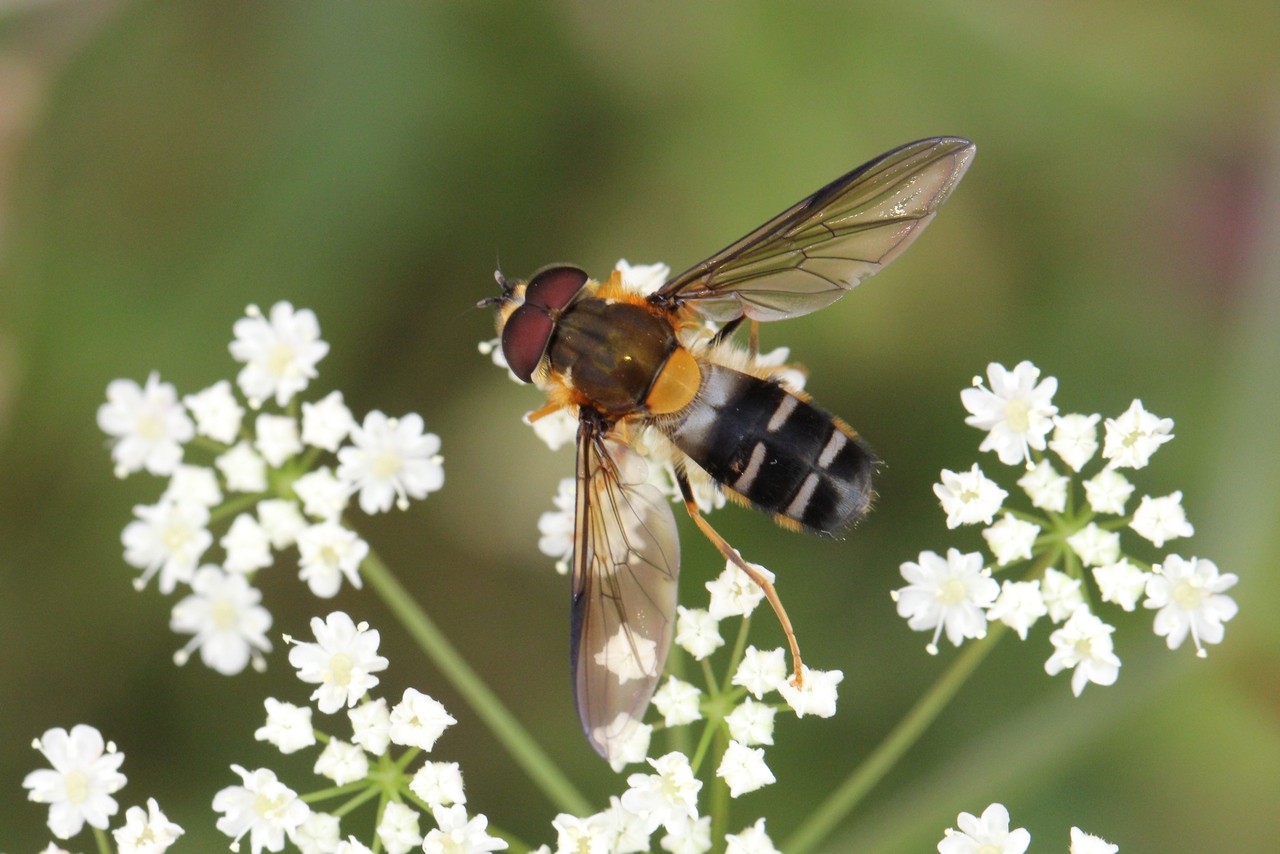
[482,137,975,762]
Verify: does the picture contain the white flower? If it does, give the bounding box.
[254,698,315,754]
[98,372,194,477]
[725,818,780,854]
[552,812,611,854]
[1069,827,1119,854]
[170,566,273,675]
[724,698,776,746]
[293,812,342,854]
[255,413,303,468]
[652,677,703,727]
[389,688,457,750]
[288,612,389,713]
[1102,399,1173,469]
[594,626,660,683]
[706,560,770,619]
[660,814,710,854]
[982,514,1040,566]
[1041,567,1085,623]
[22,724,126,839]
[422,805,508,853]
[297,521,369,598]
[1129,491,1194,548]
[778,665,843,718]
[1092,559,1149,612]
[621,752,702,835]
[410,761,466,810]
[122,500,212,592]
[336,838,375,854]
[616,259,671,294]
[113,797,184,853]
[1144,555,1238,657]
[528,407,579,452]
[537,477,576,575]
[293,467,352,520]
[961,360,1058,466]
[731,646,788,699]
[1066,522,1121,568]
[377,801,422,854]
[216,441,269,493]
[933,464,1007,528]
[162,464,222,507]
[893,549,999,653]
[349,699,392,755]
[1045,606,1121,696]
[937,802,1030,854]
[1083,468,1134,515]
[604,721,653,773]
[302,390,355,452]
[1016,459,1068,513]
[257,499,307,550]
[337,411,444,513]
[597,795,657,854]
[985,579,1048,640]
[183,379,245,444]
[1049,412,1100,472]
[221,512,274,574]
[675,606,724,660]
[716,740,775,797]
[212,765,309,854]
[230,301,329,407]
[315,738,369,785]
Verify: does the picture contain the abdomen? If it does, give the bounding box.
[662,362,876,533]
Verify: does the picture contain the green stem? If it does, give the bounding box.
[92,826,111,854]
[783,623,1006,854]
[360,549,592,815]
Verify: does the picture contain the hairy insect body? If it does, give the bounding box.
[482,137,976,761]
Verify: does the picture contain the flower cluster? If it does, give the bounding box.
[97,302,445,675]
[893,361,1238,695]
[211,610,506,854]
[23,723,184,851]
[938,802,1118,853]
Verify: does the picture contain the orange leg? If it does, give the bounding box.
[676,472,805,687]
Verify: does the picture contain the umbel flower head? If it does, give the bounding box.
[99,301,445,676]
[896,360,1238,696]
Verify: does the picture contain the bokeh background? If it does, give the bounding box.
[2,1,1277,850]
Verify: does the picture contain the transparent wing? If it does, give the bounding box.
[651,137,976,322]
[570,413,680,762]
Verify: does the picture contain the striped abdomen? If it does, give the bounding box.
[663,362,876,533]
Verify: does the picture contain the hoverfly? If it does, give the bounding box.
[482,137,975,762]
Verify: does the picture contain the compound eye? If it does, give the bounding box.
[501,304,554,383]
[525,265,588,311]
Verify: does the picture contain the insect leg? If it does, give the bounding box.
[674,470,806,687]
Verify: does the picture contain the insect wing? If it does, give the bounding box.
[570,418,680,762]
[652,137,976,323]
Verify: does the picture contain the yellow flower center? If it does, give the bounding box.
[1003,398,1031,432]
[136,412,165,441]
[212,598,237,630]
[327,652,353,687]
[371,451,402,479]
[938,578,969,605]
[1173,579,1204,610]
[64,769,89,805]
[267,343,296,378]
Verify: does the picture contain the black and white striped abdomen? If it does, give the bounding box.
[663,362,876,533]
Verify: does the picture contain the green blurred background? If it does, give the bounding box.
[1,1,1277,850]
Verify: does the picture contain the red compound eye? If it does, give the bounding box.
[525,265,588,311]
[500,266,588,383]
[501,304,555,383]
